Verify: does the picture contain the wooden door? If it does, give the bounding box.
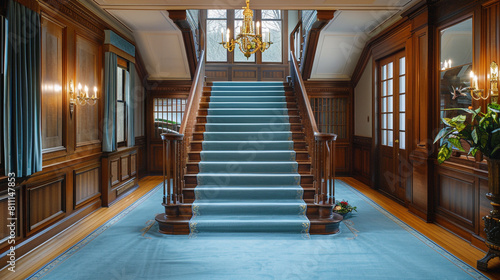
[378,51,407,202]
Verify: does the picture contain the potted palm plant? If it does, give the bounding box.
[434,102,500,271]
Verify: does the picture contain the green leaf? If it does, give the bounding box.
[491,145,500,158]
[437,144,452,164]
[488,103,500,113]
[448,138,465,152]
[433,127,453,144]
[472,128,478,144]
[469,147,478,157]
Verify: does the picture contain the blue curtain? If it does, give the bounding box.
[3,0,42,177]
[103,52,117,152]
[127,62,135,147]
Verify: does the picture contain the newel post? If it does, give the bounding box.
[161,133,184,206]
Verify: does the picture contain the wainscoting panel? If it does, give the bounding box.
[353,136,372,186]
[335,144,349,174]
[121,156,130,181]
[131,154,137,176]
[110,159,120,186]
[74,166,100,208]
[27,177,65,233]
[436,166,475,230]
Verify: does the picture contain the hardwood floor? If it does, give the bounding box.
[1,176,499,279]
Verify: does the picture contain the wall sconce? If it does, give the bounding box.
[489,61,498,103]
[441,59,452,70]
[468,71,486,101]
[69,80,98,115]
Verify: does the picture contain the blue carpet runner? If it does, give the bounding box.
[189,81,310,234]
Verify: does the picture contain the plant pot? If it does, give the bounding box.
[477,159,500,271]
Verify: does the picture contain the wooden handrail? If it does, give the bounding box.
[161,49,205,206]
[290,20,337,205]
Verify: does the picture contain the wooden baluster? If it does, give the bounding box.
[162,138,167,204]
[165,138,172,205]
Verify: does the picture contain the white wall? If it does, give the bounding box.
[354,57,372,137]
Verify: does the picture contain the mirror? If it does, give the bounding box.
[439,18,473,119]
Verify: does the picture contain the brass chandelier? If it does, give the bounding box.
[220,0,272,59]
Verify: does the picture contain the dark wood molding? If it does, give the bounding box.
[13,0,40,13]
[304,80,352,95]
[301,10,335,81]
[168,10,197,79]
[104,44,135,64]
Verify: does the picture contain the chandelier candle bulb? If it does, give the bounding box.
[256,21,259,35]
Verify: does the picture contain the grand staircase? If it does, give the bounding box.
[156,81,342,235]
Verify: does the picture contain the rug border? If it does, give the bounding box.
[336,179,489,280]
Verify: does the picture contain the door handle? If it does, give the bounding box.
[395,139,399,144]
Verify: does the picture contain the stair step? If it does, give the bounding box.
[197,115,300,124]
[188,150,309,161]
[203,96,294,103]
[187,160,311,173]
[191,186,304,200]
[198,123,303,133]
[184,173,313,186]
[210,85,287,91]
[198,108,298,116]
[211,81,285,87]
[200,102,292,109]
[193,200,306,216]
[199,131,308,141]
[205,90,292,97]
[183,186,315,202]
[189,140,307,151]
[190,215,310,233]
[198,162,298,173]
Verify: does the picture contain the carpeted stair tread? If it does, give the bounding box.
[190,216,309,233]
[193,201,306,216]
[212,81,284,86]
[197,173,300,186]
[194,186,304,200]
[209,90,286,96]
[207,102,287,108]
[199,150,296,161]
[206,108,290,115]
[205,115,290,123]
[204,123,291,132]
[203,131,292,141]
[211,86,285,91]
[199,162,298,173]
[209,96,287,102]
[201,140,295,151]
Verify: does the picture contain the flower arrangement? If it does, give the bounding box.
[334,200,357,215]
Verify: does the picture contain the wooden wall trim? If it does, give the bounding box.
[301,10,335,81]
[351,17,411,87]
[168,10,197,79]
[104,44,135,64]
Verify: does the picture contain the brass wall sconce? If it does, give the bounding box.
[468,62,499,101]
[69,80,98,116]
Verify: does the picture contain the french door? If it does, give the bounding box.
[378,51,407,202]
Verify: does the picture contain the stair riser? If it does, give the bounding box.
[200,102,294,109]
[199,132,304,141]
[187,163,311,173]
[193,204,306,216]
[190,141,306,151]
[191,222,307,233]
[203,96,296,103]
[189,152,309,161]
[185,175,313,185]
[198,124,303,133]
[197,116,300,123]
[183,188,315,202]
[198,109,298,116]
[198,162,298,173]
[204,91,294,97]
[210,86,287,91]
[193,188,304,200]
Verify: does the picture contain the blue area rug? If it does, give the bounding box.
[191,81,309,234]
[29,180,488,280]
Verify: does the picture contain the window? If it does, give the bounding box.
[153,98,187,138]
[206,9,283,63]
[261,10,282,63]
[116,65,128,146]
[206,10,228,62]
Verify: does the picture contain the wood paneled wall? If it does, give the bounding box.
[350,0,499,250]
[304,81,354,175]
[0,0,147,266]
[146,80,191,173]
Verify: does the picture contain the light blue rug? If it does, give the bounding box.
[191,81,308,234]
[28,180,488,280]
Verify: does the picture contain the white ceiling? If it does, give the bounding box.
[84,0,418,81]
[310,10,398,80]
[92,0,413,10]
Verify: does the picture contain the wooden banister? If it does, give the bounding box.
[290,21,337,205]
[161,49,205,206]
